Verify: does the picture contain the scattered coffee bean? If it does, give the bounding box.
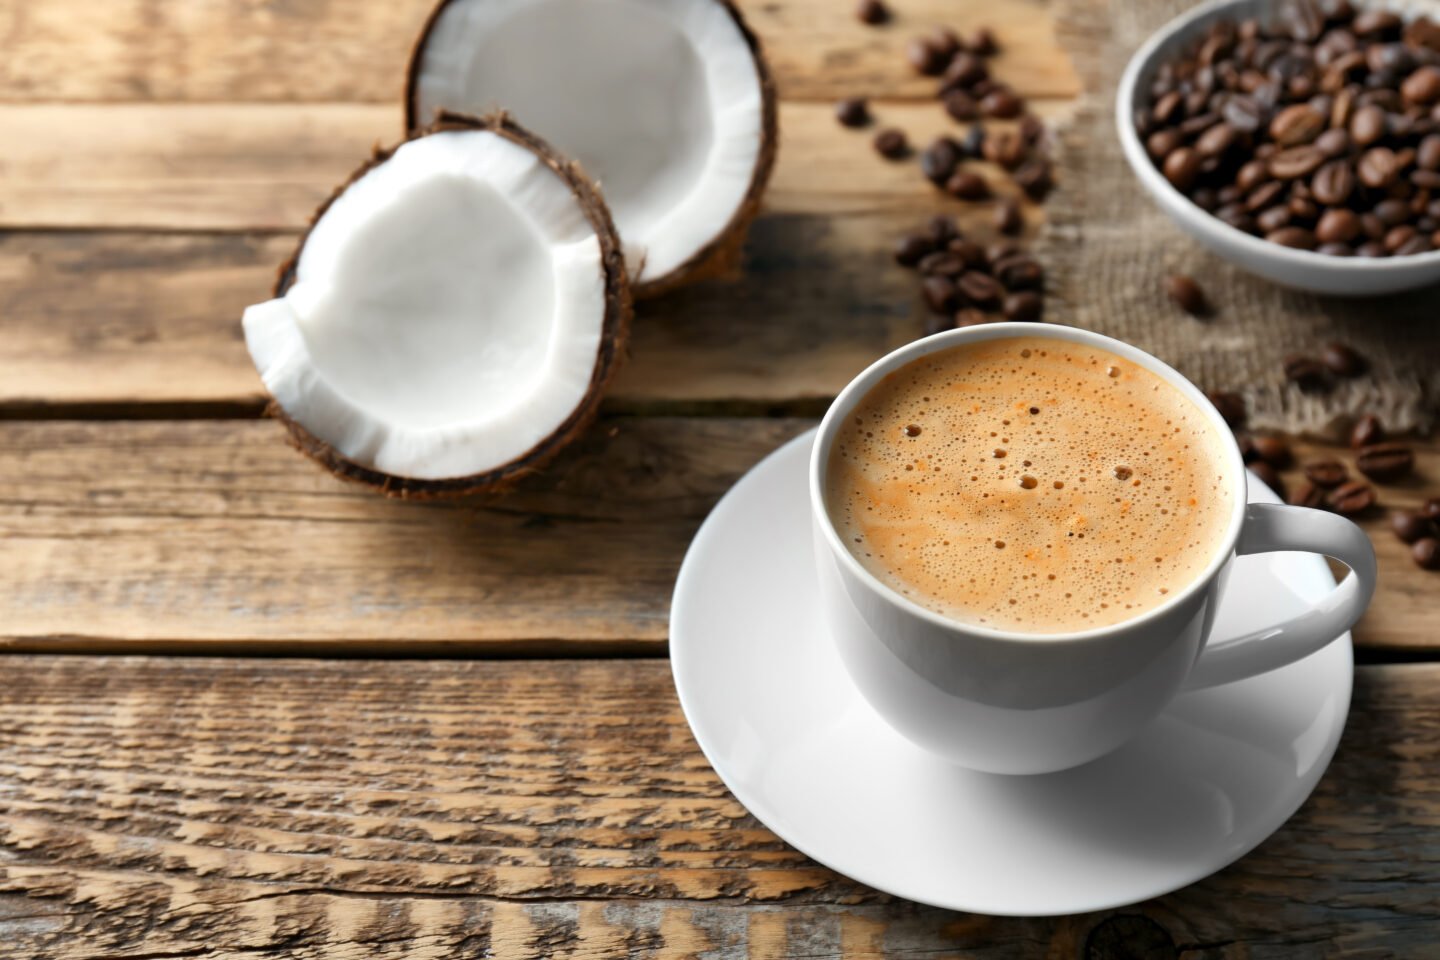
[1207,390,1247,429]
[1350,413,1385,448]
[957,271,1003,308]
[1165,274,1209,315]
[994,197,1023,235]
[1391,510,1435,543]
[1003,291,1044,321]
[874,128,909,159]
[922,275,961,313]
[947,170,991,200]
[943,90,979,122]
[1422,498,1440,522]
[1355,442,1415,482]
[943,52,988,90]
[1316,208,1361,244]
[855,0,889,25]
[918,251,965,277]
[895,233,935,266]
[1414,537,1440,570]
[1250,460,1285,497]
[1289,481,1328,509]
[1013,159,1054,201]
[1321,342,1366,377]
[969,27,999,56]
[1304,459,1350,488]
[924,213,959,244]
[1283,354,1330,391]
[920,137,962,185]
[1402,65,1440,105]
[1253,434,1293,468]
[907,36,949,76]
[993,255,1044,290]
[835,97,870,128]
[1327,480,1376,516]
[981,88,1024,119]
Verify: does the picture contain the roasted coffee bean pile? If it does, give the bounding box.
[894,214,1047,329]
[1135,0,1440,257]
[1218,345,1437,571]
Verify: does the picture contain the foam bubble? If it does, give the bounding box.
[825,337,1233,633]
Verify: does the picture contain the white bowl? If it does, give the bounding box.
[1116,0,1440,296]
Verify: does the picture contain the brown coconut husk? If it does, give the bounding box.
[267,111,632,499]
[402,0,778,299]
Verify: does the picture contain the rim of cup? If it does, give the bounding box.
[1115,0,1440,277]
[810,322,1250,645]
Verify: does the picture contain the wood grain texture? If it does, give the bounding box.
[0,0,1080,104]
[1,656,1437,957]
[0,101,1069,231]
[0,418,808,652]
[0,418,1433,654]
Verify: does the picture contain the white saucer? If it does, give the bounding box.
[670,429,1352,917]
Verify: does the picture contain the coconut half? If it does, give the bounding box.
[406,0,778,296]
[242,114,631,497]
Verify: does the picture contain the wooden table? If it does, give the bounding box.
[1,1,1436,956]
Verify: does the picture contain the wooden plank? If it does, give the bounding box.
[0,0,1080,104]
[0,656,1436,957]
[0,418,1434,654]
[0,101,1069,231]
[0,418,809,652]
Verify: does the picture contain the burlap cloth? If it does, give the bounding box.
[1039,0,1439,439]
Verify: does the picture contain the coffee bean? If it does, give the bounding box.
[1003,291,1044,321]
[920,138,962,185]
[946,170,991,200]
[1165,274,1208,315]
[1013,159,1054,201]
[1250,460,1285,497]
[1392,510,1435,543]
[1257,205,1294,233]
[1355,442,1414,482]
[894,233,935,266]
[1317,342,1363,378]
[1253,434,1293,468]
[1284,353,1330,389]
[922,275,961,313]
[835,97,870,127]
[1327,480,1376,515]
[1419,134,1440,171]
[1269,144,1328,179]
[874,128,910,160]
[1207,390,1247,428]
[855,0,889,25]
[1311,160,1355,205]
[959,123,987,158]
[989,197,1022,236]
[1350,103,1387,144]
[1423,498,1440,522]
[1350,413,1385,448]
[985,131,1027,170]
[918,251,965,277]
[969,27,998,56]
[1236,159,1270,193]
[1314,128,1352,159]
[943,53,988,89]
[1355,240,1387,257]
[985,240,1022,265]
[1019,114,1045,145]
[1164,147,1203,189]
[1413,537,1440,570]
[1316,208,1361,244]
[1395,234,1434,256]
[1318,242,1354,256]
[942,90,979,122]
[1304,459,1350,488]
[1353,9,1403,36]
[957,271,1003,308]
[993,256,1044,290]
[1358,146,1399,187]
[1267,225,1319,248]
[1270,103,1326,144]
[1289,480,1328,509]
[907,36,948,76]
[949,238,988,270]
[1402,65,1440,105]
[981,88,1024,119]
[928,26,962,59]
[924,214,957,243]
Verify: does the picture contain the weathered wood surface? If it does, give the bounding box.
[0,0,1080,104]
[0,102,1066,231]
[0,419,1433,654]
[0,656,1437,958]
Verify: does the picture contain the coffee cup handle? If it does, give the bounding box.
[1184,502,1377,691]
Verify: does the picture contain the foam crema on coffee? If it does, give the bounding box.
[825,336,1234,633]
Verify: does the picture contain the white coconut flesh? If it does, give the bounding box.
[412,0,764,285]
[243,129,609,481]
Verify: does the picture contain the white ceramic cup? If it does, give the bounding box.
[810,323,1377,775]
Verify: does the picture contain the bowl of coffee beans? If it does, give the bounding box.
[1117,0,1440,294]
